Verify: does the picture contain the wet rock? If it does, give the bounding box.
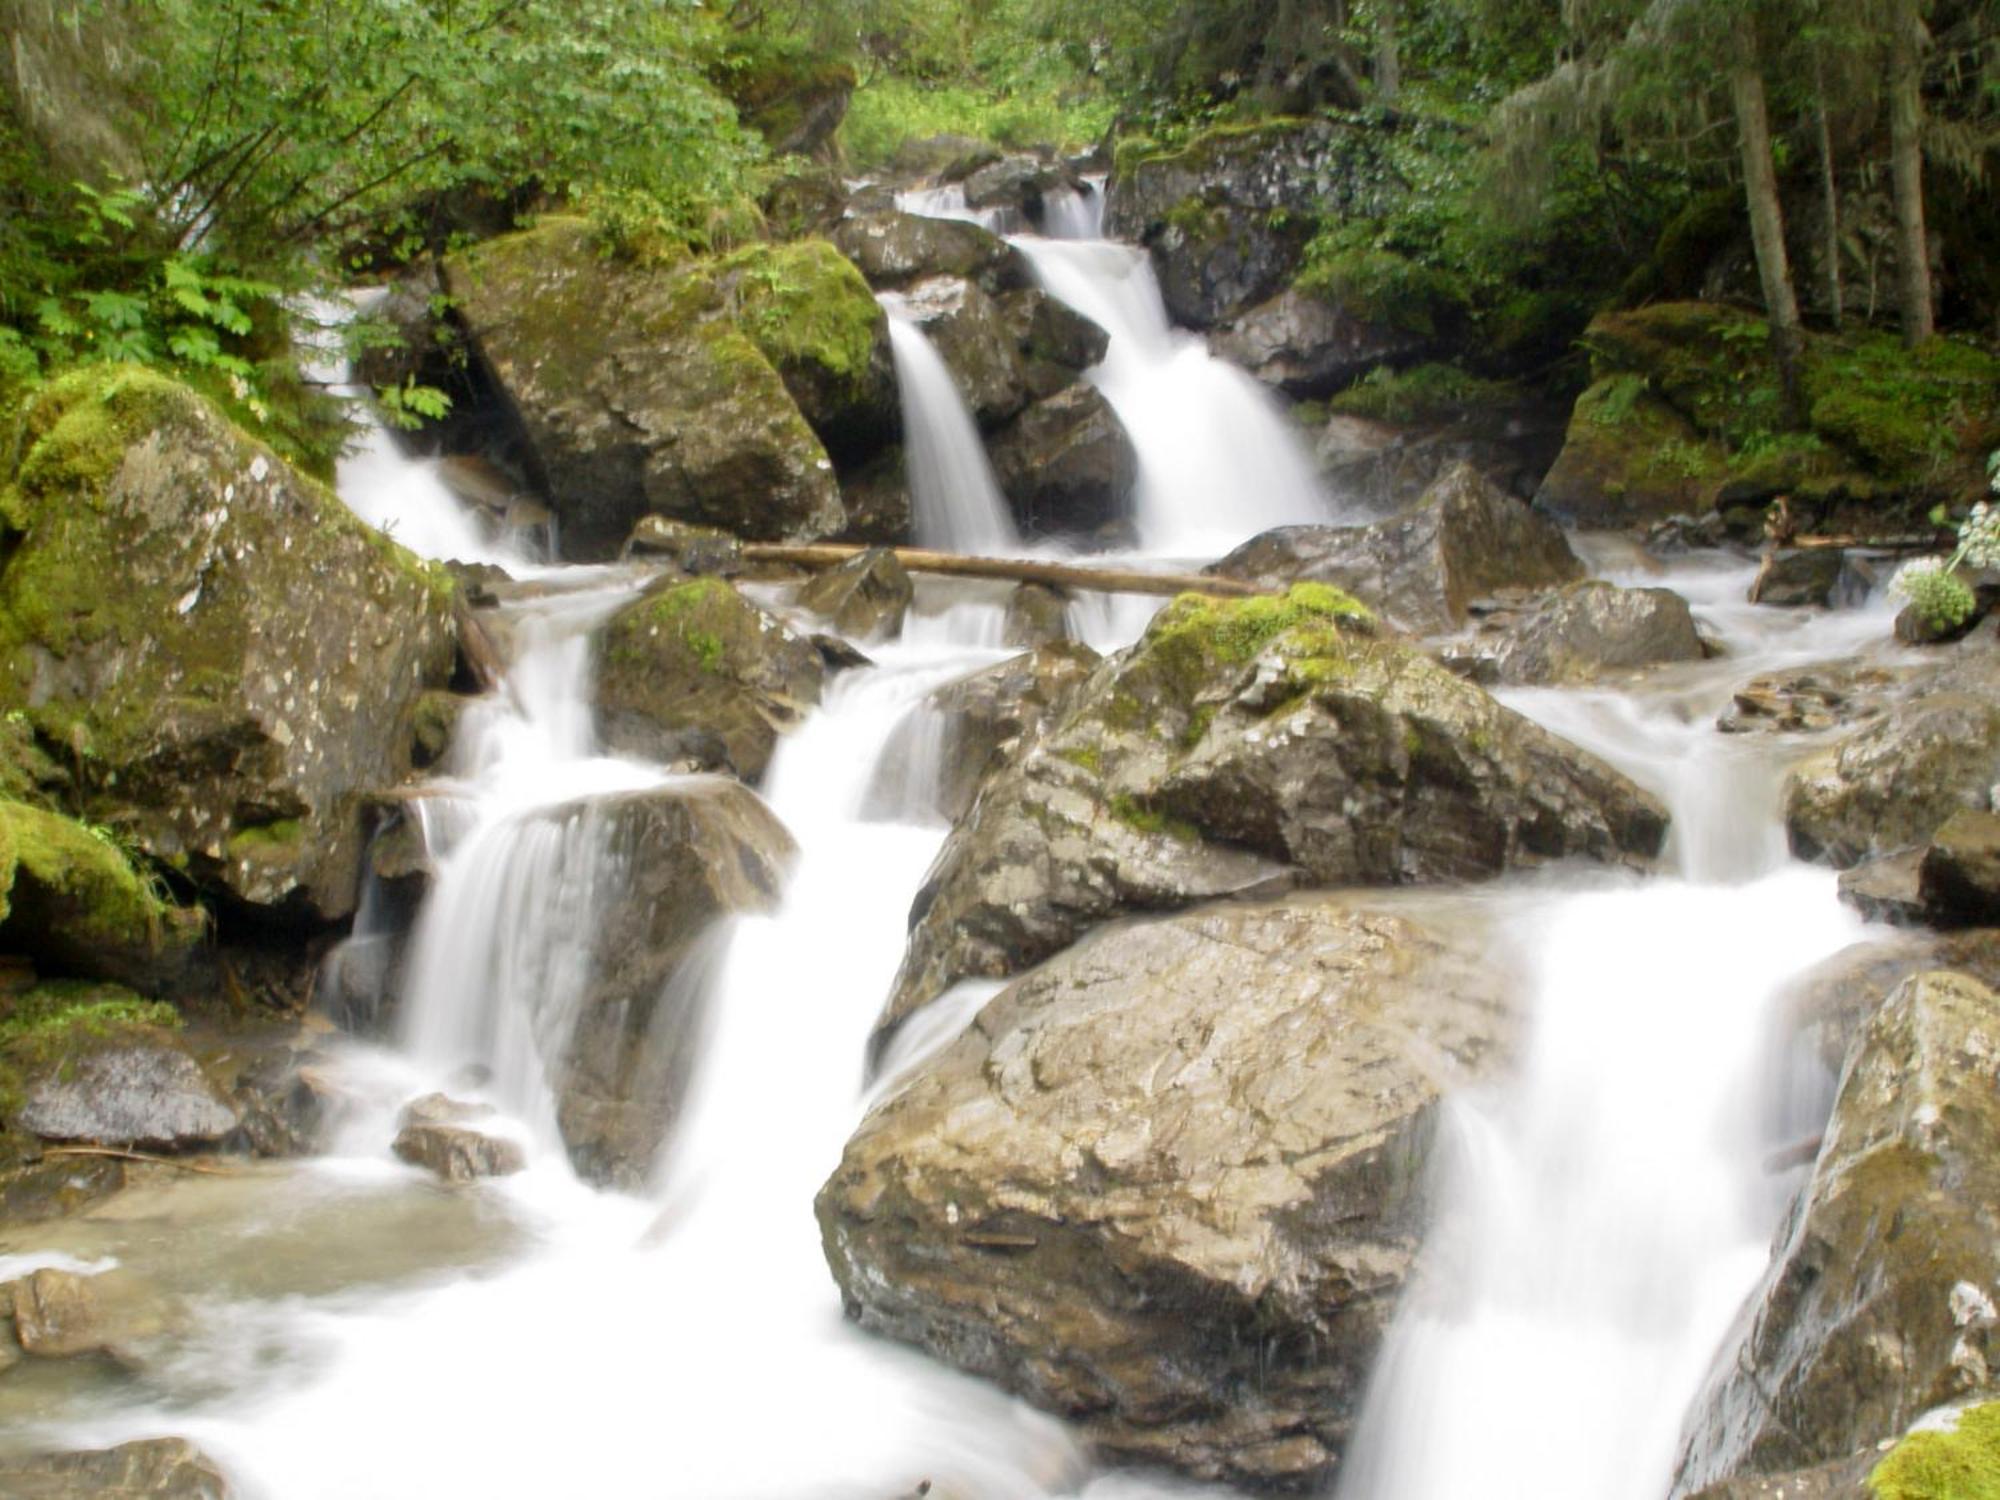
[797,549,913,642]
[1212,287,1428,398]
[391,1118,524,1182]
[408,690,468,770]
[822,895,1519,1490]
[0,799,204,990]
[1784,690,2000,868]
[1749,549,1848,608]
[875,586,1667,1046]
[892,276,1031,428]
[1491,580,1706,686]
[923,643,1100,822]
[622,517,744,574]
[17,1032,240,1151]
[1002,583,1073,648]
[1313,407,1569,518]
[596,578,825,783]
[758,164,849,240]
[1212,463,1583,635]
[1918,809,2000,926]
[1774,930,2000,1075]
[1682,1453,1876,1500]
[0,1438,231,1499]
[1106,119,1396,329]
[831,213,1029,296]
[1675,970,2000,1489]
[1835,851,1927,926]
[8,1267,176,1362]
[0,1154,128,1225]
[1717,662,1907,736]
[987,385,1137,539]
[444,219,846,558]
[835,447,913,546]
[548,780,795,1186]
[0,369,457,924]
[996,289,1109,401]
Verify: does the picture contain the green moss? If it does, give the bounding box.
[1295,245,1470,338]
[1329,363,1519,424]
[1114,116,1313,181]
[1107,792,1199,843]
[1870,1402,2000,1500]
[616,577,742,676]
[226,818,304,858]
[0,979,181,1114]
[0,798,190,954]
[719,239,880,392]
[1056,744,1104,776]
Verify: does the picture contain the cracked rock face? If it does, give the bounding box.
[819,894,1521,1491]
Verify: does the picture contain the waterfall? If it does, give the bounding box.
[1331,568,1892,1500]
[880,305,1022,554]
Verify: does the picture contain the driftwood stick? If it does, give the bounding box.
[1785,533,1953,552]
[739,543,1268,598]
[40,1146,239,1177]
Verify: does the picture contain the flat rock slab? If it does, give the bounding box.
[18,1041,239,1151]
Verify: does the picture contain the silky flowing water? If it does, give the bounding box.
[0,204,1914,1500]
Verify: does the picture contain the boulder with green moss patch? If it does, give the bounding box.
[1213,285,1431,398]
[444,218,847,558]
[823,893,1519,1491]
[1105,118,1397,329]
[1534,377,1734,528]
[0,367,457,924]
[594,578,824,782]
[1213,462,1583,635]
[872,583,1667,1050]
[1866,1402,2000,1500]
[0,798,202,989]
[716,50,854,158]
[1674,970,2000,1491]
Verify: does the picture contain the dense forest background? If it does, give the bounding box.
[2,0,1995,494]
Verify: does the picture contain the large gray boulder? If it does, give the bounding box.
[444,219,849,558]
[831,213,1029,295]
[1784,688,2000,868]
[821,895,1520,1490]
[541,780,794,1187]
[1491,580,1706,686]
[595,578,826,783]
[1674,970,2000,1492]
[890,276,1032,428]
[1211,463,1584,636]
[1213,288,1429,398]
[875,584,1667,1049]
[0,368,457,924]
[1314,406,1570,519]
[17,1031,240,1151]
[987,384,1137,539]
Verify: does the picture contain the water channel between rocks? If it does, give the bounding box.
[0,187,1916,1500]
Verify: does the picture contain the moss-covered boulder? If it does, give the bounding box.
[712,239,898,464]
[822,894,1519,1490]
[873,584,1667,1050]
[1674,970,2000,1491]
[716,50,854,158]
[0,367,457,924]
[1213,462,1583,636]
[0,799,202,988]
[443,218,849,558]
[1538,304,2000,531]
[594,578,825,783]
[1106,118,1397,329]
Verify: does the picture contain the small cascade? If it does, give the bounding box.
[391,577,664,1147]
[880,306,1022,553]
[310,293,531,570]
[1039,179,1105,240]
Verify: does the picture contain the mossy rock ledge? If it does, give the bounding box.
[871,583,1668,1052]
[0,367,457,925]
[820,893,1520,1490]
[1673,969,2000,1491]
[444,218,881,559]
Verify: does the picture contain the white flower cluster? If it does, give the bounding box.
[1960,499,2000,572]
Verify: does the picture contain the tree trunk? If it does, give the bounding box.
[1728,20,1808,429]
[1813,55,1843,328]
[739,543,1267,598]
[1888,6,1934,345]
[1375,0,1401,103]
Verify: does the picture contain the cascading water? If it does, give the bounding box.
[896,180,1340,557]
[879,304,1022,553]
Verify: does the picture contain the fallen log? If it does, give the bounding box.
[739,543,1268,598]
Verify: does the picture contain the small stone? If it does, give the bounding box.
[391,1121,525,1183]
[10,1268,176,1363]
[0,1437,232,1498]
